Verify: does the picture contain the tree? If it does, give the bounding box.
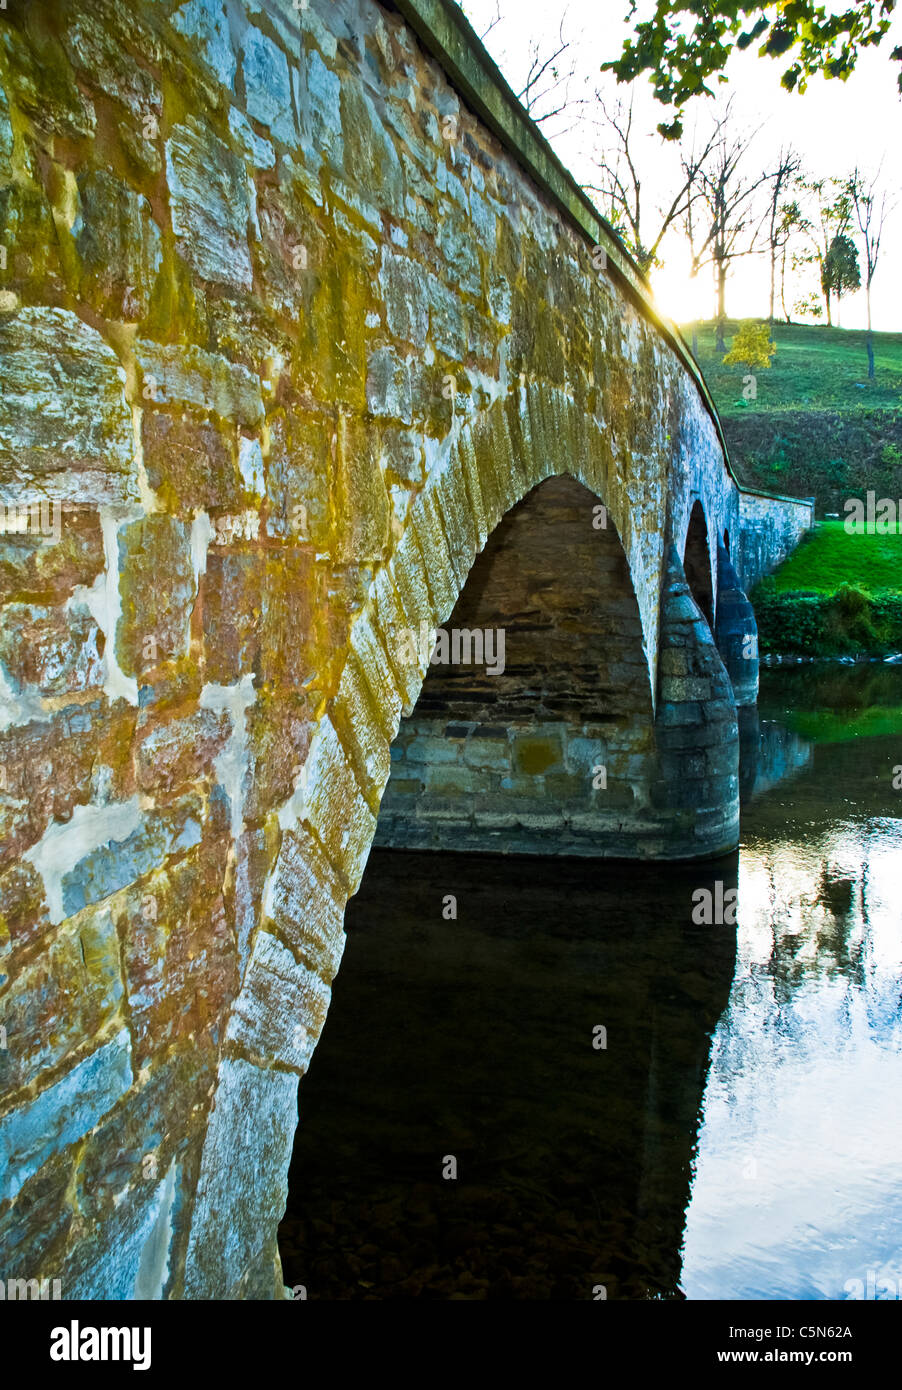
[723,320,777,372]
[585,93,723,276]
[821,232,861,325]
[603,2,902,139]
[776,199,808,322]
[467,4,587,133]
[796,177,854,326]
[518,17,586,129]
[679,104,773,350]
[764,147,803,321]
[850,167,892,377]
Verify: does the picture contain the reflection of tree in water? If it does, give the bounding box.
[767,858,865,1005]
[725,826,901,1069]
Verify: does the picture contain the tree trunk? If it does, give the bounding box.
[769,246,776,322]
[825,286,832,327]
[866,283,875,379]
[715,262,727,352]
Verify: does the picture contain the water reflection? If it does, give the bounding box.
[683,668,902,1300]
[280,666,902,1300]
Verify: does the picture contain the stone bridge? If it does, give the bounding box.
[0,0,812,1298]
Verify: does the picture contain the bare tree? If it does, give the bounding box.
[681,103,773,350]
[467,4,586,133]
[764,147,803,321]
[476,2,502,42]
[516,17,586,130]
[585,94,724,278]
[850,166,893,379]
[777,199,808,322]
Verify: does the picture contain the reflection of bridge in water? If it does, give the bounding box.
[279,847,738,1300]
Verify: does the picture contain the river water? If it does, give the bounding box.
[279,665,902,1300]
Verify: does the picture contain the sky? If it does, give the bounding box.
[461,1,902,332]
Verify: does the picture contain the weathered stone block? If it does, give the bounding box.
[166,116,253,289]
[0,700,137,870]
[348,608,404,743]
[286,715,376,893]
[134,706,230,794]
[73,169,162,322]
[114,838,235,1067]
[265,409,333,548]
[0,309,134,504]
[379,246,428,347]
[182,1056,299,1298]
[243,691,312,824]
[335,414,392,563]
[201,548,265,684]
[257,548,316,689]
[340,78,404,211]
[226,928,330,1071]
[142,410,243,511]
[0,908,123,1095]
[0,1028,132,1205]
[331,648,393,794]
[241,26,296,144]
[366,344,413,424]
[136,342,263,428]
[0,26,95,140]
[303,47,343,165]
[56,796,204,921]
[263,823,347,983]
[116,516,195,678]
[171,0,237,91]
[0,505,105,607]
[0,601,104,696]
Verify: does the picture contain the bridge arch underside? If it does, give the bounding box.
[376,475,734,860]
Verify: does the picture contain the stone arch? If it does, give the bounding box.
[683,500,715,629]
[179,388,740,1299]
[374,473,657,857]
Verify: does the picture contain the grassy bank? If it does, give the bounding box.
[685,319,902,417]
[752,519,902,657]
[683,320,902,514]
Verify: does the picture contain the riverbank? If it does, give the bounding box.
[752,518,902,658]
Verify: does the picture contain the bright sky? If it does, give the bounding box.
[461,1,902,331]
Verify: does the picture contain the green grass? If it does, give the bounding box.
[769,518,902,595]
[681,319,902,417]
[753,520,902,656]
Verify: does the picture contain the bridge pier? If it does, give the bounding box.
[651,547,740,860]
[714,543,760,708]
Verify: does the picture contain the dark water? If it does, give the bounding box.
[279,665,902,1300]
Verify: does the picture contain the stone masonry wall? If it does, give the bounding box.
[0,0,748,1298]
[736,490,815,594]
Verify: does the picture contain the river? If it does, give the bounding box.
[278,664,902,1300]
